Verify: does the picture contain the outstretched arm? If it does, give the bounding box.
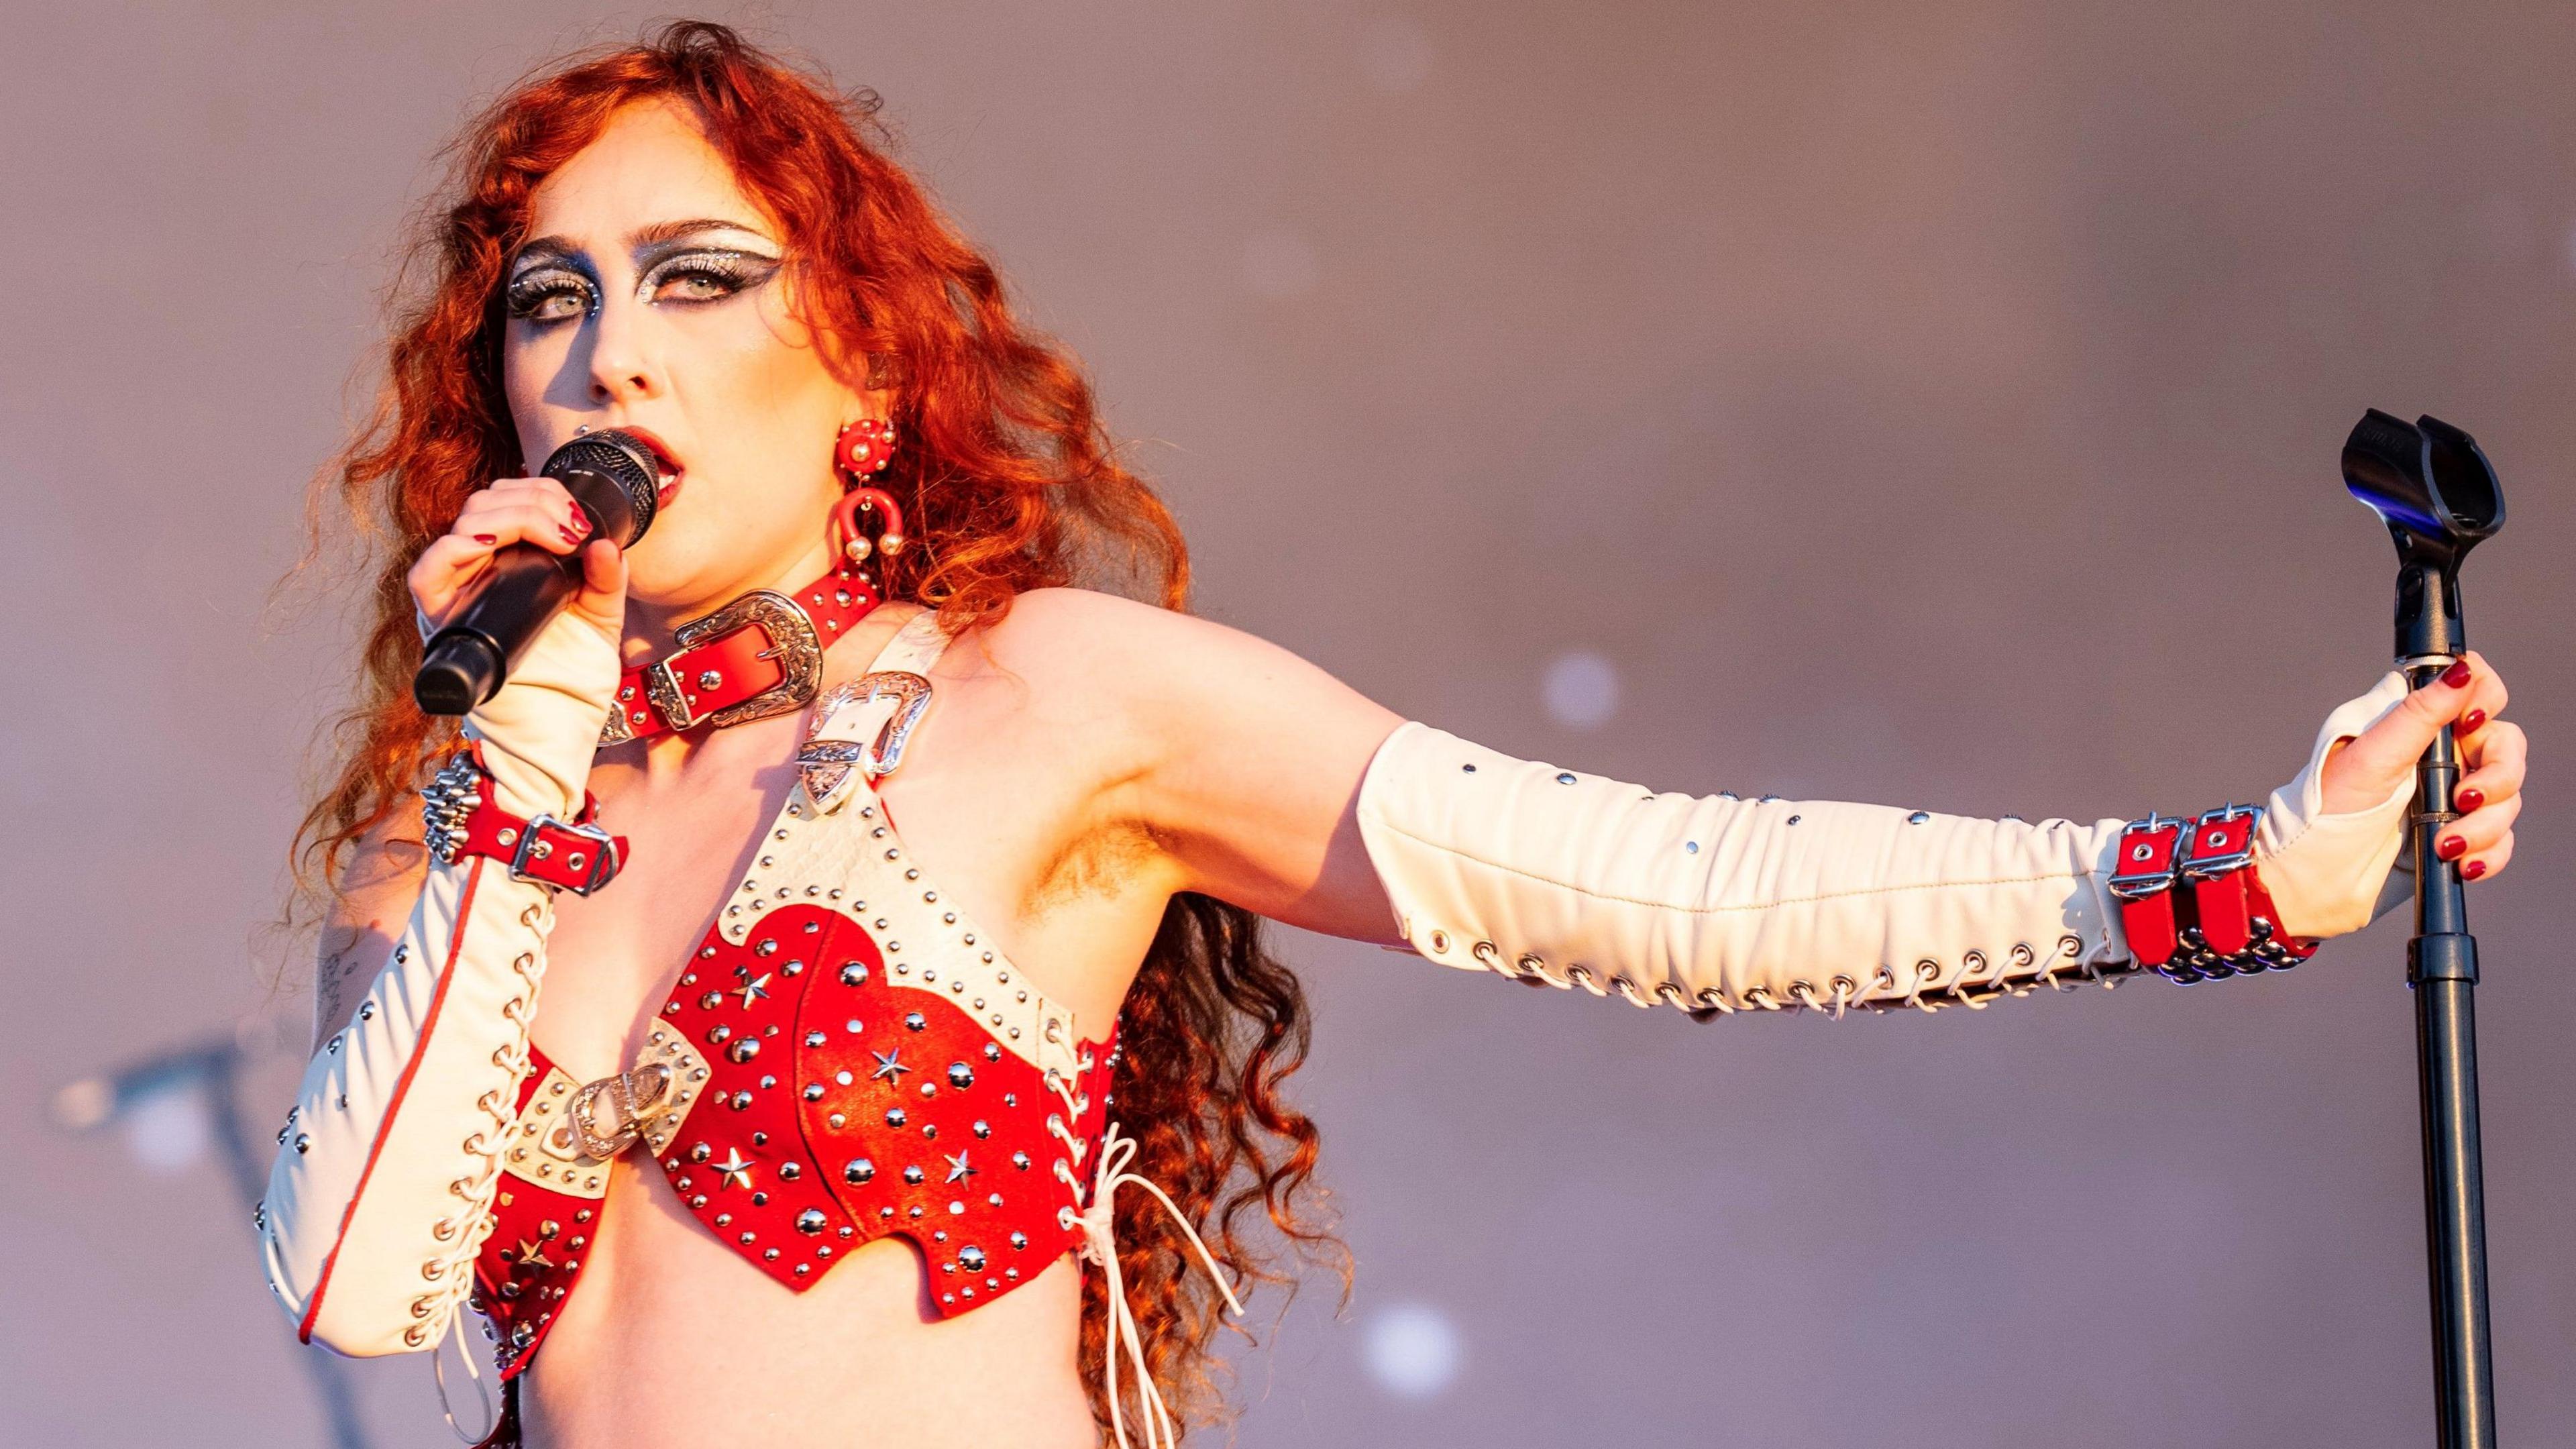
[1100,590,2522,1010]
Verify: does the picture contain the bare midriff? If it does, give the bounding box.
[519,1152,1097,1449]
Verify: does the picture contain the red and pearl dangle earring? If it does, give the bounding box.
[829,418,908,590]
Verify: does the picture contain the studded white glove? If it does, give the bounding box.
[1354,672,2418,1016]
[260,606,617,1354]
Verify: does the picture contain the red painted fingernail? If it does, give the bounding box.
[2437,834,2467,861]
[559,525,583,545]
[2456,788,2485,812]
[2441,659,2472,689]
[2461,709,2487,733]
[472,533,496,545]
[2463,859,2489,881]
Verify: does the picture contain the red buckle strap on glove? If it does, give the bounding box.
[2109,805,2317,984]
[423,750,627,896]
[2107,814,2188,967]
[600,570,882,745]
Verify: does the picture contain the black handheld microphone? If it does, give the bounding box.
[412,430,662,716]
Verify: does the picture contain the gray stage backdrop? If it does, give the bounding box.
[5,3,2570,1445]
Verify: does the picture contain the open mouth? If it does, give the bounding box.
[615,426,686,511]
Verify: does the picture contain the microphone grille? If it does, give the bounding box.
[541,430,661,542]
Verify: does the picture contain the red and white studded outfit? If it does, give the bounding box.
[262,572,2428,1447]
[472,612,1126,1371]
[262,600,1245,1448]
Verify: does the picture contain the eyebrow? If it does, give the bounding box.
[512,217,777,271]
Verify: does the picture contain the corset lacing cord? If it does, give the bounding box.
[433,1314,498,1444]
[1049,1079,1245,1449]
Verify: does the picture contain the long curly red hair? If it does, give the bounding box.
[291,19,1341,1440]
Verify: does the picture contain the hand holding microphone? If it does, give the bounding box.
[411,430,661,714]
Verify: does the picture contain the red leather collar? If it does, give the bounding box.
[600,569,882,746]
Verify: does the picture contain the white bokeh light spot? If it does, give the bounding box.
[123,1083,211,1175]
[1542,649,1621,731]
[1242,227,1321,298]
[1364,1300,1464,1399]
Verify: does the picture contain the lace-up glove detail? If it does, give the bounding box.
[260,605,619,1356]
[1352,672,2418,1016]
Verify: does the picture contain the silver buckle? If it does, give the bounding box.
[2178,802,2262,880]
[565,1062,674,1160]
[2106,812,2185,901]
[851,671,933,777]
[513,814,622,895]
[671,590,825,729]
[796,670,934,808]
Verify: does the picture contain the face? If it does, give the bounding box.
[502,99,879,620]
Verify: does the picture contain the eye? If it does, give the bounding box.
[643,250,777,306]
[505,266,595,325]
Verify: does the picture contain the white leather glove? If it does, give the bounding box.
[1354,672,2416,1016]
[260,607,618,1354]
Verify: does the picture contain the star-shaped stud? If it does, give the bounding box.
[513,1238,555,1271]
[732,973,772,1008]
[871,1049,912,1083]
[710,1148,755,1191]
[944,1150,977,1184]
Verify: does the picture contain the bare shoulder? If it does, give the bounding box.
[967,586,1222,665]
[967,584,1398,790]
[966,586,1338,714]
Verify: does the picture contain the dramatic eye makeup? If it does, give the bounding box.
[504,256,599,323]
[504,221,782,325]
[637,244,782,305]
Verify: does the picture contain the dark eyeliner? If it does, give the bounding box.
[641,248,779,305]
[504,262,598,323]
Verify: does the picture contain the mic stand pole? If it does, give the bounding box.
[2341,409,2506,1449]
[2402,625,2495,1449]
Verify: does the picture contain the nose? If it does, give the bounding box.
[586,291,663,407]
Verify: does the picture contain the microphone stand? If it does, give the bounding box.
[2341,410,2507,1449]
[51,1022,372,1449]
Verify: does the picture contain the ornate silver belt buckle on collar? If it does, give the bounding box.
[671,589,828,730]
